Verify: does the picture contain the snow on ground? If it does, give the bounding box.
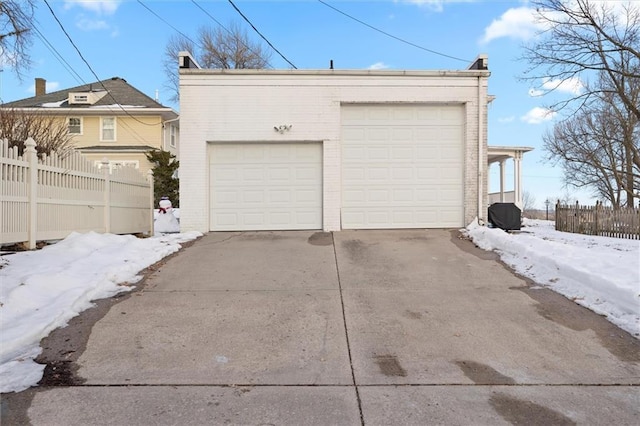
[465,219,640,338]
[0,230,201,393]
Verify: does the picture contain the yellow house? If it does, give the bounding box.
[2,77,179,175]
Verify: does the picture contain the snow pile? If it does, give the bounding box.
[0,231,201,393]
[465,219,640,337]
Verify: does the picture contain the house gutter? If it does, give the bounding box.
[477,75,484,225]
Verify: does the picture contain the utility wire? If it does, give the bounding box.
[33,24,85,86]
[190,0,226,31]
[227,0,297,69]
[136,0,199,47]
[317,0,470,63]
[43,0,159,128]
[190,0,273,68]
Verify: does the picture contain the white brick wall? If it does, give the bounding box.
[179,69,490,232]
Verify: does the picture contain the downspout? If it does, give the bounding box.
[477,75,484,225]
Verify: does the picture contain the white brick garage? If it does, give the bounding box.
[178,53,489,233]
[341,104,464,229]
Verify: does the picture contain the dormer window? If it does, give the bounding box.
[68,117,82,134]
[68,90,107,105]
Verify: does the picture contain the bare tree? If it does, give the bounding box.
[524,1,640,206]
[543,72,639,207]
[0,0,35,80]
[162,34,196,104]
[163,23,271,102]
[523,0,640,120]
[0,109,75,157]
[198,24,271,69]
[521,190,537,217]
[557,191,579,205]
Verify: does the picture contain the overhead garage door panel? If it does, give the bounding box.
[342,104,464,229]
[210,143,322,231]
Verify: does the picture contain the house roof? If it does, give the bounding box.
[2,77,177,119]
[488,146,534,164]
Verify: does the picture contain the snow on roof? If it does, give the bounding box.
[90,104,147,109]
[40,100,67,108]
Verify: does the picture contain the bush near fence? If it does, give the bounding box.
[1,138,154,249]
[555,201,640,240]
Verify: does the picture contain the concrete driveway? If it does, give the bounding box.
[3,230,639,425]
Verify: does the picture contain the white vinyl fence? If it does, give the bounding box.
[1,138,153,249]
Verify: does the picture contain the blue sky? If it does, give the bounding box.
[1,0,599,209]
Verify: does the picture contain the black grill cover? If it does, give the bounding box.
[488,203,521,231]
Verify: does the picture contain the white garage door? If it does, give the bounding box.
[341,104,464,229]
[209,143,322,231]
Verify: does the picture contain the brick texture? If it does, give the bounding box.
[179,70,489,232]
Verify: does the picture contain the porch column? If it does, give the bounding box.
[514,152,523,207]
[499,160,506,202]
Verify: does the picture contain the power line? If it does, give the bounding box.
[227,0,297,69]
[190,0,226,31]
[136,0,199,47]
[32,24,85,86]
[190,0,273,68]
[317,0,470,63]
[42,0,159,128]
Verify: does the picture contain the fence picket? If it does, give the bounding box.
[555,202,640,240]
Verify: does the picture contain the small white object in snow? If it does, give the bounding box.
[154,199,180,234]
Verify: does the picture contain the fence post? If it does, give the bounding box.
[26,138,38,249]
[148,170,154,236]
[102,158,111,234]
[594,200,599,236]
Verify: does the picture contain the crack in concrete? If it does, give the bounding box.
[333,232,365,426]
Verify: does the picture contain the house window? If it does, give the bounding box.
[101,117,116,141]
[68,117,82,134]
[95,160,139,173]
[170,125,176,148]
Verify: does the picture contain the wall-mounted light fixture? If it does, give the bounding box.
[274,124,292,134]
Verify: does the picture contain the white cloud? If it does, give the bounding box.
[401,0,475,13]
[521,107,557,124]
[542,77,584,95]
[498,116,515,123]
[27,82,60,96]
[483,1,635,44]
[405,0,445,12]
[528,88,544,97]
[64,0,121,15]
[480,7,543,44]
[369,62,390,70]
[529,77,584,97]
[76,17,109,31]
